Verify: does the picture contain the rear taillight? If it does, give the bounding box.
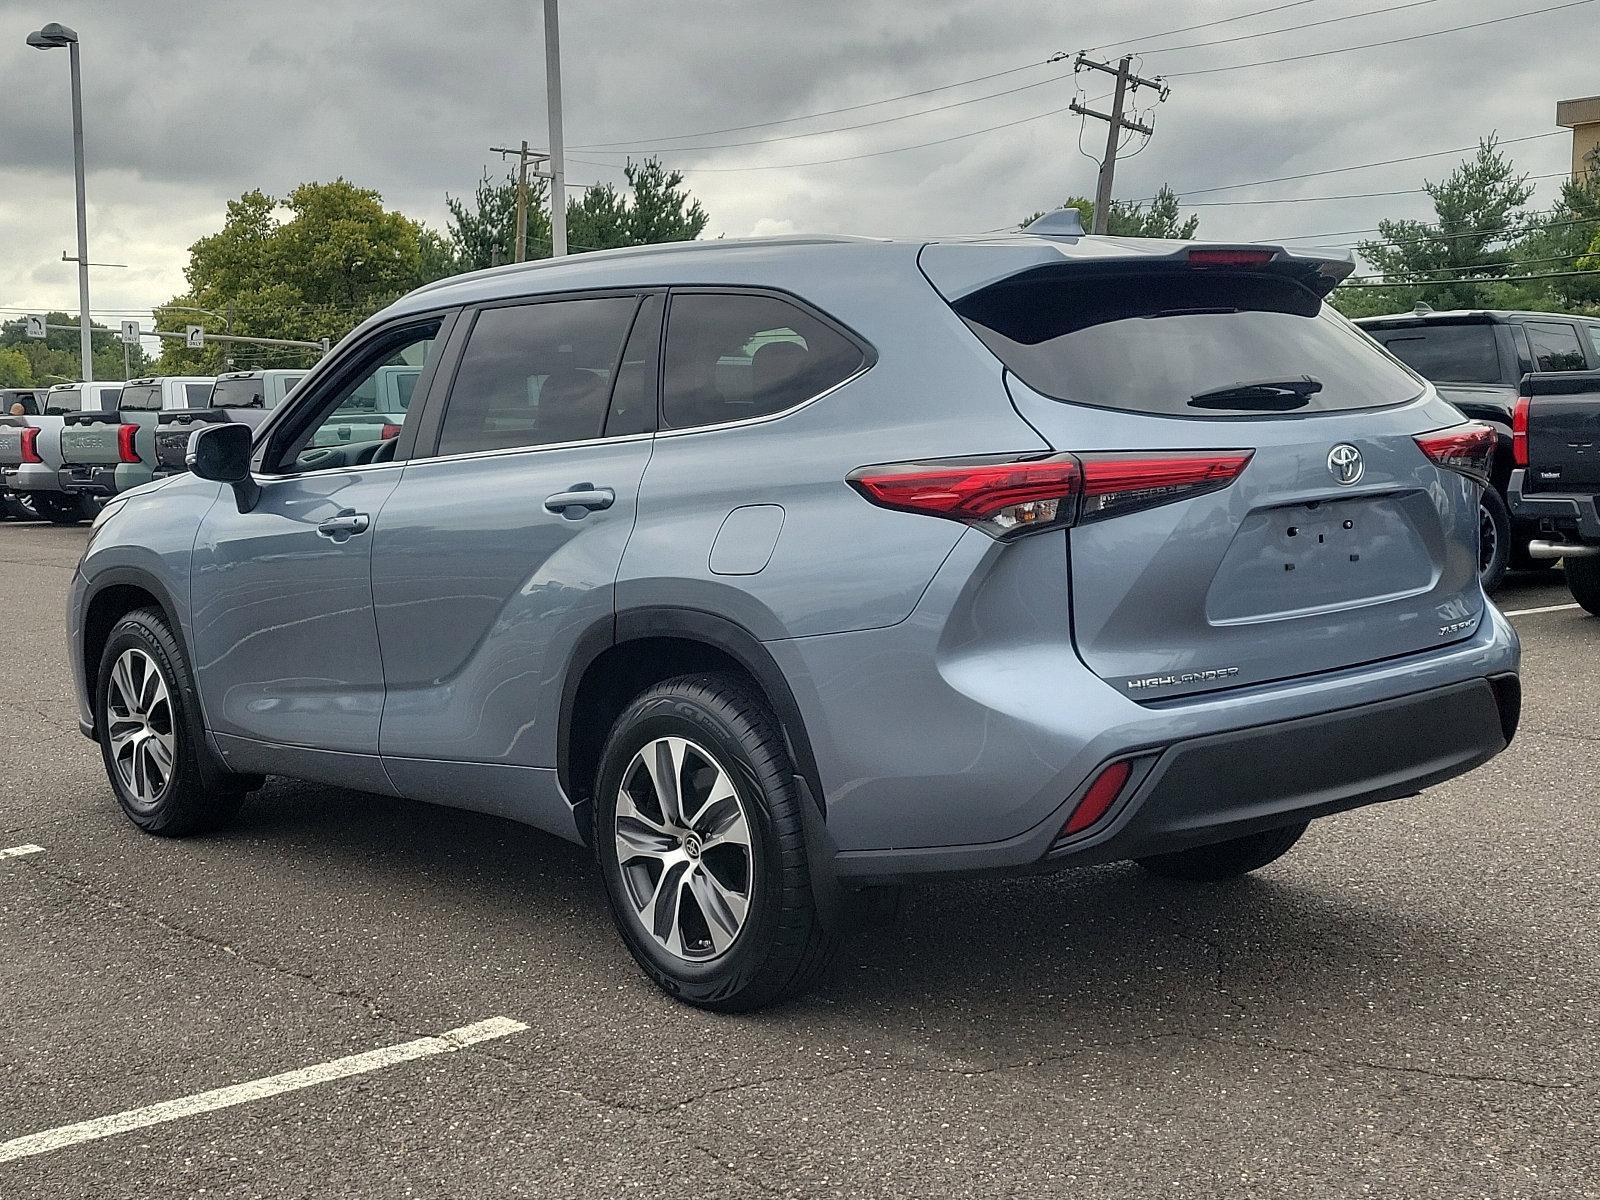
[116,424,139,464]
[19,427,43,464]
[1511,395,1530,467]
[379,423,403,440]
[848,450,1253,538]
[1415,422,1495,486]
[1061,760,1133,837]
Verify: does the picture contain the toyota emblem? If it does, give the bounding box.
[1327,444,1363,485]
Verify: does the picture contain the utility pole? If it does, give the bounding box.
[544,0,567,257]
[490,142,550,263]
[1069,54,1169,235]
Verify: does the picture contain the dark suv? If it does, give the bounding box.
[1355,307,1600,589]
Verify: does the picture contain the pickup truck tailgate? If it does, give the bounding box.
[61,413,127,466]
[155,411,227,472]
[1523,371,1600,492]
[0,424,23,468]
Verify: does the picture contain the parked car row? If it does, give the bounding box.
[0,370,307,523]
[64,221,1525,1010]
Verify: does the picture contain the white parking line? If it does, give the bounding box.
[1503,602,1583,617]
[0,1016,527,1165]
[0,845,44,861]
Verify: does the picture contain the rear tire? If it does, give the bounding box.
[1477,490,1510,593]
[1137,822,1309,882]
[1565,554,1600,617]
[593,672,840,1011]
[95,608,248,836]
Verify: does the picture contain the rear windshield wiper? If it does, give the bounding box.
[1188,375,1322,411]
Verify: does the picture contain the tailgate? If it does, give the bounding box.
[1522,371,1600,492]
[0,425,23,468]
[60,414,125,465]
[931,252,1485,701]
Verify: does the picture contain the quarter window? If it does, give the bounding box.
[661,293,865,430]
[436,297,638,457]
[1525,321,1587,372]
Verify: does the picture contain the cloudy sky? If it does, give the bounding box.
[0,0,1590,334]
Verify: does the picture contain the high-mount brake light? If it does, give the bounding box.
[1511,395,1530,467]
[116,423,140,464]
[848,450,1253,538]
[19,427,43,464]
[1187,248,1275,268]
[1415,422,1495,486]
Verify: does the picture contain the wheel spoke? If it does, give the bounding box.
[136,655,162,712]
[106,718,142,757]
[110,653,137,714]
[687,866,748,954]
[644,737,686,828]
[646,861,691,954]
[696,792,750,851]
[145,731,175,784]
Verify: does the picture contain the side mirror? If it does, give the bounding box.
[187,423,260,512]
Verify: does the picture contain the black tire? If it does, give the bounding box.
[0,492,36,521]
[94,607,248,836]
[1565,554,1600,617]
[1137,821,1309,882]
[592,672,840,1011]
[32,493,89,525]
[1477,489,1511,594]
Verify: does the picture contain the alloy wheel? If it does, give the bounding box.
[105,648,176,812]
[613,736,753,961]
[1479,500,1499,578]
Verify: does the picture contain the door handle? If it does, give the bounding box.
[316,510,370,540]
[543,485,615,518]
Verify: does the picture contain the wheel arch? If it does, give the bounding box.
[80,567,188,711]
[558,607,825,827]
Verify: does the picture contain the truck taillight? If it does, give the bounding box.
[1415,422,1495,486]
[19,427,43,464]
[117,424,140,464]
[1511,395,1530,467]
[379,423,403,440]
[848,449,1253,539]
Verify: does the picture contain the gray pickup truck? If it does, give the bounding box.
[58,376,213,500]
[151,369,307,479]
[0,389,45,518]
[0,382,124,523]
[1355,308,1600,591]
[1509,369,1600,614]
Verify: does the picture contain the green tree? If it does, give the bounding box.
[447,157,710,271]
[155,179,457,373]
[1022,184,1199,238]
[0,347,33,387]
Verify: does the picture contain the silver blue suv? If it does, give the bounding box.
[69,218,1521,1010]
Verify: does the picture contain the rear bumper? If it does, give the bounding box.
[1507,468,1600,542]
[58,464,119,496]
[2,463,63,494]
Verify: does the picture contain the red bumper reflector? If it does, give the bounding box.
[1062,759,1133,837]
[117,423,140,464]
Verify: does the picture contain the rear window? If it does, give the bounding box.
[118,384,162,411]
[43,390,78,416]
[211,378,264,409]
[1365,323,1502,384]
[955,271,1424,416]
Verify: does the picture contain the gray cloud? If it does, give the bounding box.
[0,0,1588,319]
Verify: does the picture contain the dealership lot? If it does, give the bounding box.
[1,520,1595,1198]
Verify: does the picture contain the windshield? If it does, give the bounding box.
[1365,323,1502,385]
[211,378,263,409]
[955,270,1424,417]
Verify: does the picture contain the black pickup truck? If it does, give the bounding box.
[1355,308,1600,591]
[1508,370,1600,615]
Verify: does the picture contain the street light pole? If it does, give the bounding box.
[28,23,94,382]
[543,0,567,257]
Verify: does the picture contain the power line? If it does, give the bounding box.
[1340,267,1600,288]
[1094,0,1325,52]
[1140,0,1448,57]
[1291,212,1600,250]
[574,70,1075,155]
[1347,251,1596,282]
[569,56,1067,149]
[1183,171,1573,207]
[1165,0,1595,77]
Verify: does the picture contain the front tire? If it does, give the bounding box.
[1137,822,1309,882]
[1565,554,1600,617]
[95,608,247,836]
[593,673,839,1011]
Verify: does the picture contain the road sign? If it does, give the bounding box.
[24,315,46,340]
[120,320,141,345]
[185,325,204,349]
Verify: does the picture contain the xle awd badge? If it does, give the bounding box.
[1327,443,1364,485]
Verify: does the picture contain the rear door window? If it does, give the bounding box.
[1524,321,1588,371]
[436,296,638,457]
[661,292,866,430]
[1365,324,1502,384]
[954,271,1423,416]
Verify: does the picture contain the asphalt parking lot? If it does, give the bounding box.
[1,520,1595,1199]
